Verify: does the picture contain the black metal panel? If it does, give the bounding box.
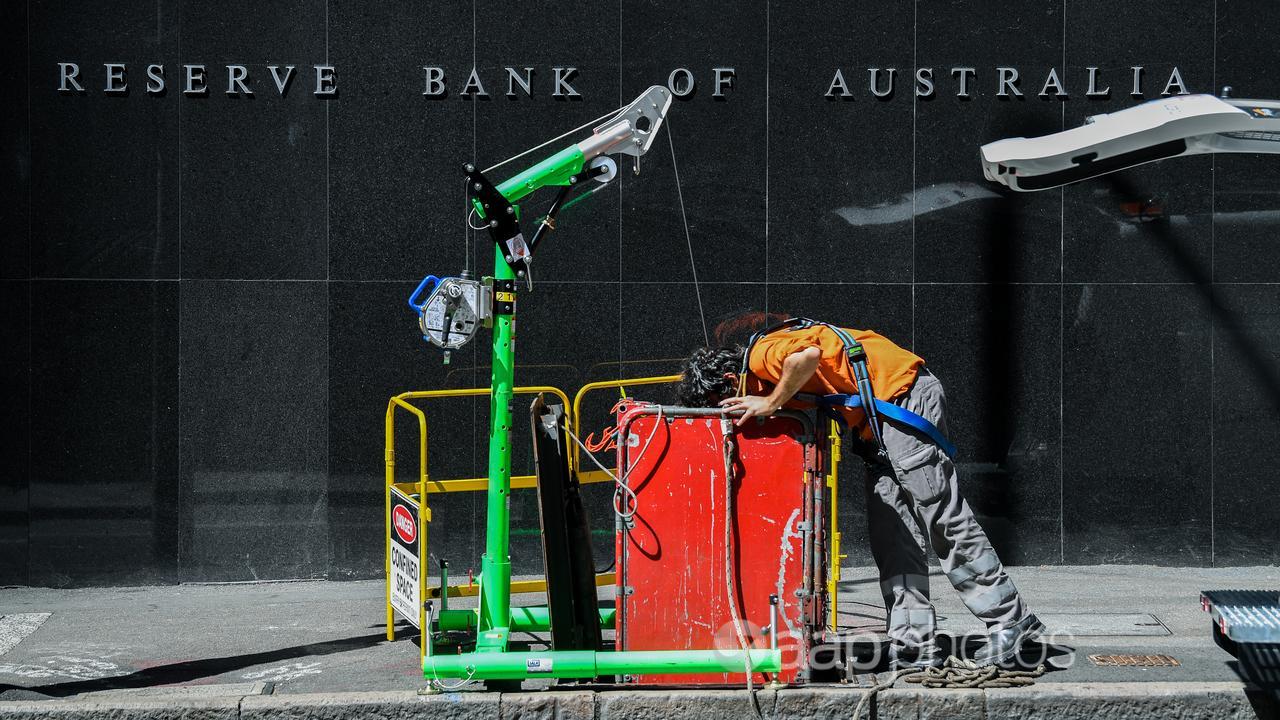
[530,393,603,654]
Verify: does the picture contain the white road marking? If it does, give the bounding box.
[0,613,51,657]
[241,661,323,683]
[0,655,123,680]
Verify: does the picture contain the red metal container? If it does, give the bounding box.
[614,403,828,685]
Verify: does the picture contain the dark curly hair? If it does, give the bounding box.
[677,345,744,407]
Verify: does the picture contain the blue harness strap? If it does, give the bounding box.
[816,393,958,460]
[742,316,957,460]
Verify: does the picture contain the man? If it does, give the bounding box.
[676,319,1042,668]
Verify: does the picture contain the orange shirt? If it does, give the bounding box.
[745,325,924,430]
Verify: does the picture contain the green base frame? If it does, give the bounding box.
[425,648,783,682]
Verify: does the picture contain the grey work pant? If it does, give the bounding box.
[863,369,1029,651]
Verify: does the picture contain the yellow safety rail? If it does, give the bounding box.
[573,376,686,471]
[384,379,682,652]
[385,376,851,657]
[428,574,615,600]
[390,385,571,496]
[385,384,570,662]
[826,419,845,630]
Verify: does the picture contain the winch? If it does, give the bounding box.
[408,274,489,363]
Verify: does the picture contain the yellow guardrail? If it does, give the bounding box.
[826,419,844,630]
[428,572,617,599]
[385,378,684,650]
[386,375,850,648]
[570,375,682,469]
[385,385,569,658]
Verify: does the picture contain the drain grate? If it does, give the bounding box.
[1201,590,1280,643]
[1088,654,1180,667]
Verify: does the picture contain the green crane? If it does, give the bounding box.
[407,85,783,685]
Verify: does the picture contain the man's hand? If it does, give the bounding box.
[719,394,778,426]
[719,346,821,426]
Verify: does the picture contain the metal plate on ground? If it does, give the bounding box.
[1039,612,1170,636]
[1089,654,1180,667]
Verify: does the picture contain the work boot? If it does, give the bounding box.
[889,641,943,669]
[973,613,1045,667]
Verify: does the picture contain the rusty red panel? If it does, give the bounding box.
[614,405,825,685]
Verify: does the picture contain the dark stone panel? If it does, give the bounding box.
[28,0,179,279]
[0,281,30,585]
[1062,284,1211,564]
[472,0,621,283]
[178,280,328,581]
[618,282,766,379]
[620,2,767,284]
[915,284,1062,565]
[179,0,322,58]
[0,0,29,280]
[1218,0,1280,98]
[1062,0,1215,283]
[1211,285,1280,565]
[177,0,326,280]
[29,280,179,587]
[1064,0,1214,99]
[765,282,913,567]
[328,1,472,282]
[763,283,914,352]
[915,2,1064,284]
[328,281,485,579]
[1214,154,1280,283]
[510,283,621,392]
[1214,0,1280,283]
[768,0,914,284]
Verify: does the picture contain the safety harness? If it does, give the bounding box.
[740,317,957,459]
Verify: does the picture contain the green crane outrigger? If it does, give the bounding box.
[407,86,783,685]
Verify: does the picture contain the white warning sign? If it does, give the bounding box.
[389,487,421,627]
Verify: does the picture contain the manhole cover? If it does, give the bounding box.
[1088,654,1180,667]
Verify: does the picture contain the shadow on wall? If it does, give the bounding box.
[970,191,1025,560]
[1104,174,1280,415]
[969,111,1068,563]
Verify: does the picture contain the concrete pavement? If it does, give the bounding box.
[1,565,1277,718]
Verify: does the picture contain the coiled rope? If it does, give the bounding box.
[905,656,1045,688]
[853,657,1045,719]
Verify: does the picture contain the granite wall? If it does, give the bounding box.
[3,0,1279,586]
